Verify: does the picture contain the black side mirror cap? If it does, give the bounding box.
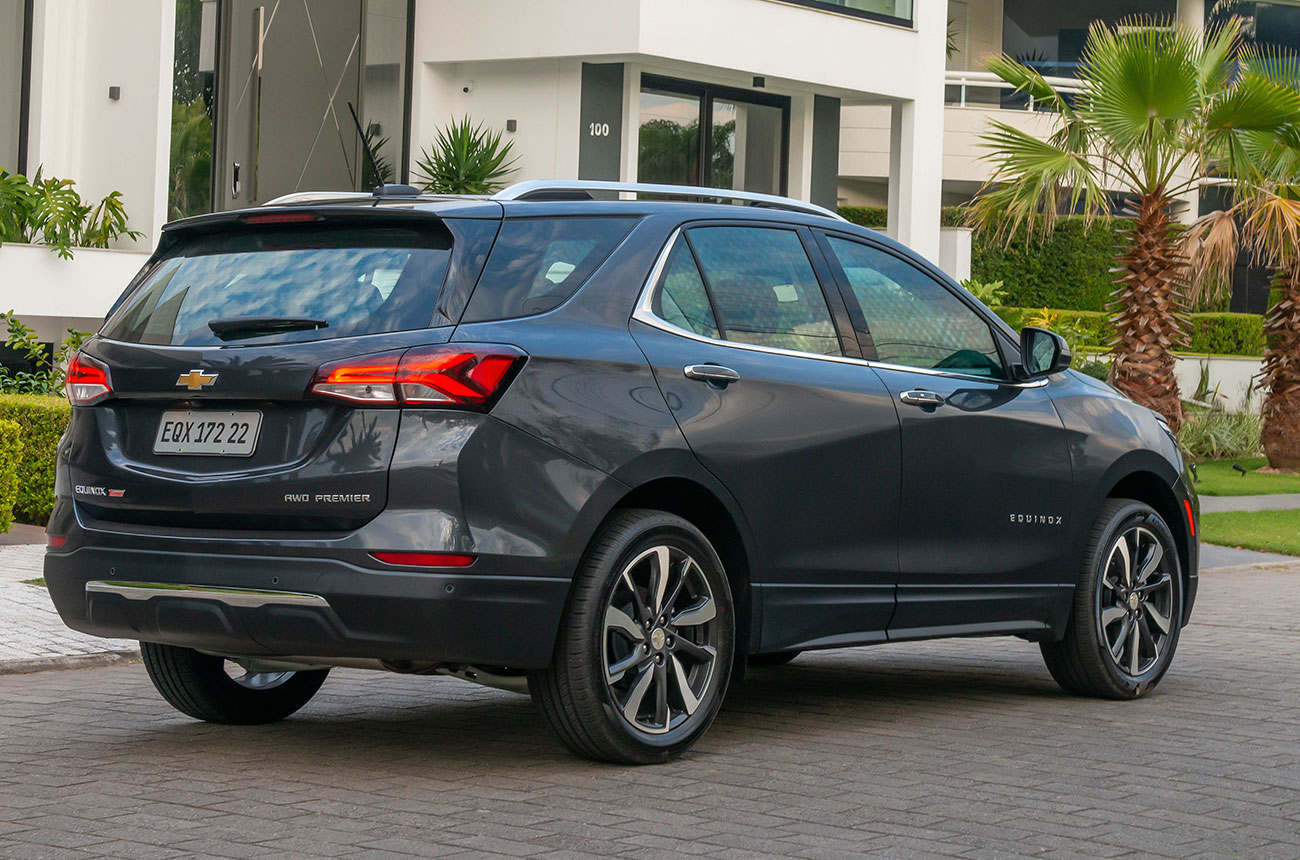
[1019,326,1072,378]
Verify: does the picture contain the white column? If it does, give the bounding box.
[1177,0,1205,31]
[886,0,945,261]
[1175,0,1206,222]
[786,93,816,202]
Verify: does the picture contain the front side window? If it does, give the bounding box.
[685,226,841,356]
[826,236,1005,378]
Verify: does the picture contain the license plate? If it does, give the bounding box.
[154,410,263,457]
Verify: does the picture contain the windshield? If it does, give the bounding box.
[101,223,454,346]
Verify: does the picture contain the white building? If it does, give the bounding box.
[0,0,949,352]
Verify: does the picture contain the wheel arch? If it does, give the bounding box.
[1101,467,1193,608]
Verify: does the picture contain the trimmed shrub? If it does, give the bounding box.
[0,395,71,524]
[972,218,1131,311]
[1185,313,1265,356]
[837,206,966,230]
[0,420,22,532]
[996,308,1267,357]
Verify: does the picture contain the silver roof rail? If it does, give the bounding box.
[261,191,377,206]
[493,180,846,221]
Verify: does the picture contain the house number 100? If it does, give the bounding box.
[588,122,611,137]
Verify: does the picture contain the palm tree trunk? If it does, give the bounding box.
[1109,193,1187,432]
[1261,261,1300,470]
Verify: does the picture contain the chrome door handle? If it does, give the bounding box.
[684,364,741,384]
[899,389,944,407]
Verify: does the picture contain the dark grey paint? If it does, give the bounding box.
[810,95,840,211]
[578,63,625,181]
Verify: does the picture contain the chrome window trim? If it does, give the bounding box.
[85,580,331,609]
[632,230,1050,390]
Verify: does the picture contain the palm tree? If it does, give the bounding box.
[972,18,1300,431]
[1183,52,1300,468]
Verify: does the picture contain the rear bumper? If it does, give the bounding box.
[44,546,569,669]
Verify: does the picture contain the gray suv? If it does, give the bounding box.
[46,180,1199,763]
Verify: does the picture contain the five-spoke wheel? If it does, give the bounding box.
[531,509,734,763]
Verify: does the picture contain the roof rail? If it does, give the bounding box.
[493,180,846,221]
[261,191,376,206]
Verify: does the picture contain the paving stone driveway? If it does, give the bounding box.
[0,564,1297,860]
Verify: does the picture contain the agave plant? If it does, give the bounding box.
[1182,52,1300,468]
[972,18,1300,432]
[415,117,518,195]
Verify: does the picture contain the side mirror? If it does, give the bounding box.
[1020,327,1072,378]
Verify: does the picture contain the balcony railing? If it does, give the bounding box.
[945,70,1084,111]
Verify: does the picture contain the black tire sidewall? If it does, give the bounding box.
[1082,503,1184,697]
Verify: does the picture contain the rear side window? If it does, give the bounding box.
[686,226,841,356]
[461,217,637,322]
[101,223,453,346]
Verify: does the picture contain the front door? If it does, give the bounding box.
[631,224,901,652]
[818,232,1075,639]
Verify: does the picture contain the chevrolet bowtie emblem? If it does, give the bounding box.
[176,369,218,390]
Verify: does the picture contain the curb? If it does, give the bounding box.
[1201,560,1300,576]
[0,649,141,677]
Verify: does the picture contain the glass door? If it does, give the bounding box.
[638,75,788,195]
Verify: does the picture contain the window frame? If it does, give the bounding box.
[813,229,1019,383]
[637,221,860,360]
[639,74,792,196]
[777,0,913,28]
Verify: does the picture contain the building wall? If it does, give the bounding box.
[25,0,174,249]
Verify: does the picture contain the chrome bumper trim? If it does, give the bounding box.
[85,580,331,609]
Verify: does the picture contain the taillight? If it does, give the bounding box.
[65,352,113,405]
[310,345,526,410]
[369,551,475,568]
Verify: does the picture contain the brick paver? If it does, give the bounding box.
[0,546,137,672]
[0,564,1297,858]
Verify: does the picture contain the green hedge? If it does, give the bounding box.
[993,308,1266,357]
[0,395,70,525]
[838,206,966,230]
[0,420,22,533]
[972,219,1134,311]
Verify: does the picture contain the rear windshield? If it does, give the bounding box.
[460,216,637,322]
[101,223,453,346]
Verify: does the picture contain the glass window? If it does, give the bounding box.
[462,217,637,322]
[711,101,783,196]
[0,0,27,172]
[785,0,912,24]
[826,237,1004,378]
[169,0,218,219]
[653,242,719,339]
[638,88,703,186]
[687,227,841,356]
[101,224,452,346]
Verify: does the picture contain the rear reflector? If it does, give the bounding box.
[1184,499,1196,538]
[370,552,475,568]
[47,535,67,549]
[65,352,113,406]
[311,344,526,410]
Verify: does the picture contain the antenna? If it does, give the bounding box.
[348,101,386,194]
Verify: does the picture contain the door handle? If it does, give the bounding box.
[684,364,741,384]
[899,389,944,407]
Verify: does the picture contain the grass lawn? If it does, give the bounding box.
[1201,509,1300,557]
[1192,457,1300,496]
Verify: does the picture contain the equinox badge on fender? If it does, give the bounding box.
[177,369,218,390]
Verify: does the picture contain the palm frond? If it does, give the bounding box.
[1179,207,1239,307]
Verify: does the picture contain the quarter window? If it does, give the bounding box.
[826,236,1004,378]
[654,242,719,339]
[684,226,841,356]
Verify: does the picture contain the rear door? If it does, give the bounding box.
[631,223,902,652]
[817,231,1074,638]
[68,210,494,532]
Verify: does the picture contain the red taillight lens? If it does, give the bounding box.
[309,350,404,404]
[65,352,113,406]
[369,551,475,568]
[47,535,68,549]
[310,345,525,410]
[397,345,526,408]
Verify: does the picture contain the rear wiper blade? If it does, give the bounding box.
[208,316,328,341]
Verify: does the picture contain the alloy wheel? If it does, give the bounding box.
[224,660,296,691]
[602,544,720,736]
[1097,525,1176,677]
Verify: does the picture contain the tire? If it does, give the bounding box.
[1041,499,1184,699]
[748,650,801,667]
[530,509,735,764]
[141,642,329,724]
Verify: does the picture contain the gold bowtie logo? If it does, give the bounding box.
[176,370,218,390]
